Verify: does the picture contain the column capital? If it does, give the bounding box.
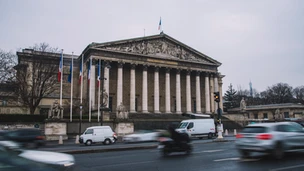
[196,71,201,76]
[118,62,124,68]
[154,66,159,72]
[176,68,181,74]
[104,61,111,68]
[130,63,136,69]
[166,67,171,73]
[186,70,191,75]
[143,65,148,71]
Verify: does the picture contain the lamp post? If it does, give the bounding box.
[79,104,82,134]
[99,60,110,126]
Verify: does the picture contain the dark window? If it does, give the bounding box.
[193,100,196,113]
[254,114,258,119]
[284,112,289,118]
[135,97,138,111]
[2,100,7,107]
[109,97,113,112]
[263,113,268,119]
[174,99,176,112]
[187,122,194,129]
[242,126,267,133]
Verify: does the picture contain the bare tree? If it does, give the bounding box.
[293,86,304,104]
[0,50,17,83]
[14,43,60,114]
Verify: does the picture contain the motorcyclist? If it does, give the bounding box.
[168,124,190,149]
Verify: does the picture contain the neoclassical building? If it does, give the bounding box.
[14,33,224,117]
[81,33,224,115]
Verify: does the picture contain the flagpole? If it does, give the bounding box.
[79,54,83,134]
[89,57,92,122]
[70,52,74,122]
[60,49,63,113]
[97,59,101,122]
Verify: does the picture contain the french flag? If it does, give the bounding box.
[79,59,82,85]
[88,57,92,85]
[58,53,63,82]
[97,60,100,87]
[158,17,161,30]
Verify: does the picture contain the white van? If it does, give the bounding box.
[79,126,116,146]
[175,119,216,139]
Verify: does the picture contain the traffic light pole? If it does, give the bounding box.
[213,91,224,140]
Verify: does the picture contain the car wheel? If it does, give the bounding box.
[103,139,111,145]
[207,133,213,139]
[85,140,92,146]
[273,143,284,160]
[162,148,170,157]
[239,150,250,158]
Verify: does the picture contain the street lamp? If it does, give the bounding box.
[99,60,111,125]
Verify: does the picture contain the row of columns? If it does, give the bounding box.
[89,61,222,114]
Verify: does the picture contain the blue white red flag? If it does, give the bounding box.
[79,58,82,84]
[58,53,63,82]
[68,60,72,83]
[88,58,92,85]
[158,17,162,30]
[97,60,100,87]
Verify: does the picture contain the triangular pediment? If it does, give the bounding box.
[91,34,221,65]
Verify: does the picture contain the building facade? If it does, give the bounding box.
[15,33,224,116]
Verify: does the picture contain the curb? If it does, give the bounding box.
[60,145,158,154]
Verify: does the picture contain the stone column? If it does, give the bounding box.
[176,69,182,114]
[218,76,224,111]
[195,71,201,114]
[210,75,214,113]
[214,76,219,112]
[165,68,171,113]
[104,62,110,108]
[154,67,160,113]
[205,74,211,113]
[142,65,148,113]
[116,63,123,107]
[186,70,191,113]
[130,64,136,113]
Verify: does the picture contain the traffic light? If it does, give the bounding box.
[214,91,220,103]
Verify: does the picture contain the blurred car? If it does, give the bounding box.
[0,150,57,171]
[122,130,160,143]
[3,128,45,148]
[0,140,75,170]
[235,122,304,159]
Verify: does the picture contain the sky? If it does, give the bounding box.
[1,0,303,93]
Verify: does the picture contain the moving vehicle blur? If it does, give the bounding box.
[122,130,160,143]
[3,128,45,148]
[235,122,304,159]
[175,119,216,139]
[0,140,75,170]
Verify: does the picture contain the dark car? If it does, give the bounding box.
[4,129,45,148]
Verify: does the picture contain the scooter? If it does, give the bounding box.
[158,136,193,157]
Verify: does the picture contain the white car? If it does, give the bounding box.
[123,130,160,143]
[0,140,75,170]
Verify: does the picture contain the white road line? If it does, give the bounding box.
[214,157,240,162]
[269,164,304,171]
[99,160,156,168]
[193,149,225,154]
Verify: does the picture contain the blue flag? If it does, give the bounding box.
[68,61,72,83]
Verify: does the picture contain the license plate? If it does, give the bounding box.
[158,145,165,149]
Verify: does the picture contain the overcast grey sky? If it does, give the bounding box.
[1,0,303,93]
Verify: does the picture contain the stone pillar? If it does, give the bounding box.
[218,76,224,111]
[104,62,110,108]
[165,68,171,113]
[195,71,201,114]
[142,65,148,113]
[130,64,136,113]
[210,75,214,113]
[117,63,123,107]
[186,70,191,113]
[205,74,211,113]
[214,76,219,112]
[154,67,160,113]
[176,69,182,114]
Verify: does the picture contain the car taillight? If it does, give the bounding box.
[36,136,45,140]
[256,134,272,140]
[236,134,243,138]
[113,133,117,137]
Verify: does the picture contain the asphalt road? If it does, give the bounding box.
[72,141,304,171]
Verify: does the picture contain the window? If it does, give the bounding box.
[2,100,7,107]
[263,113,268,119]
[85,129,93,134]
[135,97,138,111]
[284,112,289,118]
[254,114,258,119]
[193,100,196,113]
[187,122,194,129]
[108,97,113,112]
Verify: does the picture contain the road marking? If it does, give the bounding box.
[269,164,304,171]
[214,157,240,162]
[98,160,156,168]
[192,149,225,154]
[239,158,261,162]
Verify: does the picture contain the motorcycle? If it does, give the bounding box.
[158,136,193,157]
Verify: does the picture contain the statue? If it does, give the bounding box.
[101,89,108,108]
[275,109,283,120]
[240,97,246,112]
[116,102,128,119]
[50,99,61,119]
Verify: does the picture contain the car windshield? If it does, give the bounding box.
[242,126,267,133]
[178,122,188,129]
